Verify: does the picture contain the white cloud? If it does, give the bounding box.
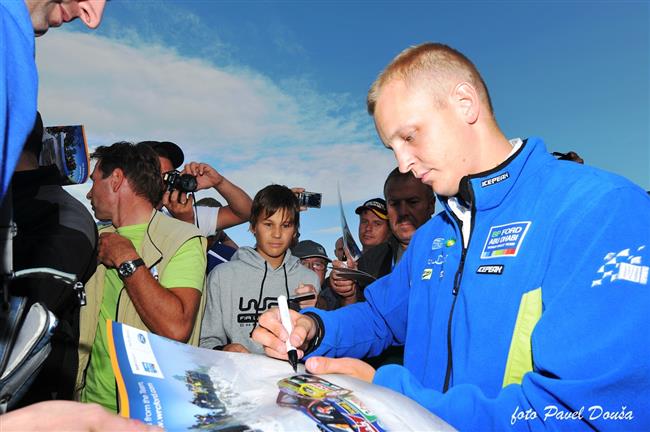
[35,31,395,205]
[313,225,343,235]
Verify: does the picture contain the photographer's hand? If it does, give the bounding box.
[182,161,252,231]
[183,162,223,190]
[291,187,308,212]
[162,189,195,224]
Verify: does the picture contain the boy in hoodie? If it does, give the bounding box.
[199,184,319,353]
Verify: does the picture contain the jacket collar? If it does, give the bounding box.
[444,137,552,212]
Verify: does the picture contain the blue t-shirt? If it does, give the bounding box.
[206,242,236,273]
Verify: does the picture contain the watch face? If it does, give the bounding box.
[118,258,144,278]
[118,262,135,278]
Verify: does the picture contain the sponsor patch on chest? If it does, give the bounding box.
[481,221,531,259]
[476,264,504,275]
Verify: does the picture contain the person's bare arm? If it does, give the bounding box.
[183,162,252,229]
[0,401,161,431]
[98,232,201,342]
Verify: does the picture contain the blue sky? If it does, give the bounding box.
[36,0,649,255]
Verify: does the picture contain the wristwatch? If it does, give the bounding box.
[117,258,145,279]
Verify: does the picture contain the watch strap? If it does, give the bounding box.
[118,258,145,278]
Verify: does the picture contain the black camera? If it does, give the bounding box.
[297,191,322,208]
[163,170,197,193]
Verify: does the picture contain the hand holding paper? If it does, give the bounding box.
[305,357,376,383]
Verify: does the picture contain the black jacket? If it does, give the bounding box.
[11,166,97,404]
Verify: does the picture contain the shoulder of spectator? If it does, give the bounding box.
[358,241,393,270]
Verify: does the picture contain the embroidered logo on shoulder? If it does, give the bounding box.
[592,246,648,287]
[432,237,445,250]
[476,265,504,275]
[481,221,531,259]
[481,172,509,188]
[421,268,433,280]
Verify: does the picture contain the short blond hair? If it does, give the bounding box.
[367,43,493,116]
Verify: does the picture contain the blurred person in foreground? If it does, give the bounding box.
[10,113,97,404]
[1,0,154,429]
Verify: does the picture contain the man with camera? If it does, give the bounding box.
[143,141,252,237]
[78,142,206,412]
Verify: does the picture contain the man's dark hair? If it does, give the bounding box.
[250,184,300,229]
[23,111,44,158]
[196,197,222,207]
[91,141,163,206]
[383,167,434,202]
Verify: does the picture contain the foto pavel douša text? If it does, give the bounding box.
[511,405,633,425]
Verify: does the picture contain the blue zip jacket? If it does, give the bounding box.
[305,137,650,430]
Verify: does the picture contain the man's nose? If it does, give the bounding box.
[393,144,415,174]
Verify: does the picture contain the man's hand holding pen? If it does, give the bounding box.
[252,305,376,382]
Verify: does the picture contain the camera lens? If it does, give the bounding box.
[178,174,198,192]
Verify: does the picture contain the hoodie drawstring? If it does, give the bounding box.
[283,264,297,311]
[250,261,269,337]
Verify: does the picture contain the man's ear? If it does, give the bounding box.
[76,0,106,29]
[109,168,125,192]
[451,82,480,125]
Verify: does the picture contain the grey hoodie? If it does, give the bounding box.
[199,246,320,353]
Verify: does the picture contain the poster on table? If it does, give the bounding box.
[107,321,454,431]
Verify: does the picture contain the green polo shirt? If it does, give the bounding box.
[81,223,205,411]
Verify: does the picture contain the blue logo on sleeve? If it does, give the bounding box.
[481,221,531,259]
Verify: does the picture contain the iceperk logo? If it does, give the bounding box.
[481,221,531,259]
[592,246,648,287]
[476,265,504,275]
[481,172,509,188]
